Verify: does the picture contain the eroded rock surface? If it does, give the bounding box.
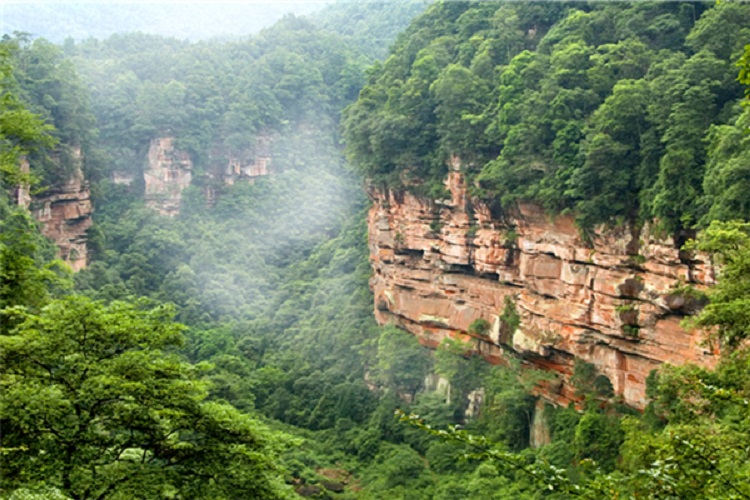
[32,154,92,272]
[144,137,193,216]
[222,135,272,185]
[368,171,717,408]
[144,135,273,214]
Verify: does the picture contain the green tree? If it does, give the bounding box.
[0,207,71,327]
[430,63,491,160]
[0,43,56,191]
[686,220,750,349]
[620,352,750,499]
[0,296,292,499]
[701,110,750,223]
[701,44,750,223]
[0,47,69,329]
[571,78,650,226]
[361,442,433,498]
[434,337,486,417]
[4,35,101,187]
[374,325,432,400]
[649,50,729,231]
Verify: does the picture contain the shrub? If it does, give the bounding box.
[468,318,491,336]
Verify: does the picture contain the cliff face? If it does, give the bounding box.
[144,137,193,216]
[222,135,273,185]
[144,136,273,214]
[368,169,717,409]
[31,152,92,272]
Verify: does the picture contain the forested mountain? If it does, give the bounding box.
[2,1,750,499]
[64,19,365,182]
[311,1,431,59]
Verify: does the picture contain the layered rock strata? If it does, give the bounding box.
[368,170,717,409]
[32,157,92,272]
[144,136,273,214]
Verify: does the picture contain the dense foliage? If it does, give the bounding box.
[311,1,429,60]
[343,1,750,232]
[61,15,376,188]
[1,297,293,499]
[5,2,750,498]
[2,34,103,190]
[0,59,292,499]
[64,0,430,173]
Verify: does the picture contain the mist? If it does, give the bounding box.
[1,1,330,42]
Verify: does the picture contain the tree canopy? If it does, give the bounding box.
[6,3,750,498]
[0,296,293,499]
[343,1,750,232]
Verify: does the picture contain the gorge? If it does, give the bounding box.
[4,1,750,497]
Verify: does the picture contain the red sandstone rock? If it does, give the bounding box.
[145,135,273,214]
[368,172,717,409]
[222,135,272,185]
[32,153,92,272]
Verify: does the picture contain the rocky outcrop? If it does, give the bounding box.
[222,135,272,185]
[144,135,273,214]
[530,400,552,448]
[110,170,135,186]
[368,170,717,409]
[13,158,32,208]
[31,151,92,272]
[144,137,193,216]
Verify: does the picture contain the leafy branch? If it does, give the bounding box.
[395,409,617,498]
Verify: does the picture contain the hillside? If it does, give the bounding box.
[1,1,326,42]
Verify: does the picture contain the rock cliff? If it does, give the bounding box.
[144,136,273,214]
[221,135,273,185]
[30,151,92,272]
[368,169,717,409]
[144,137,193,216]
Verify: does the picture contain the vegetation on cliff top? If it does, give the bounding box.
[343,1,750,232]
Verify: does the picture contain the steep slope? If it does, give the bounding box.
[369,170,715,408]
[30,152,92,271]
[2,36,98,270]
[343,1,750,407]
